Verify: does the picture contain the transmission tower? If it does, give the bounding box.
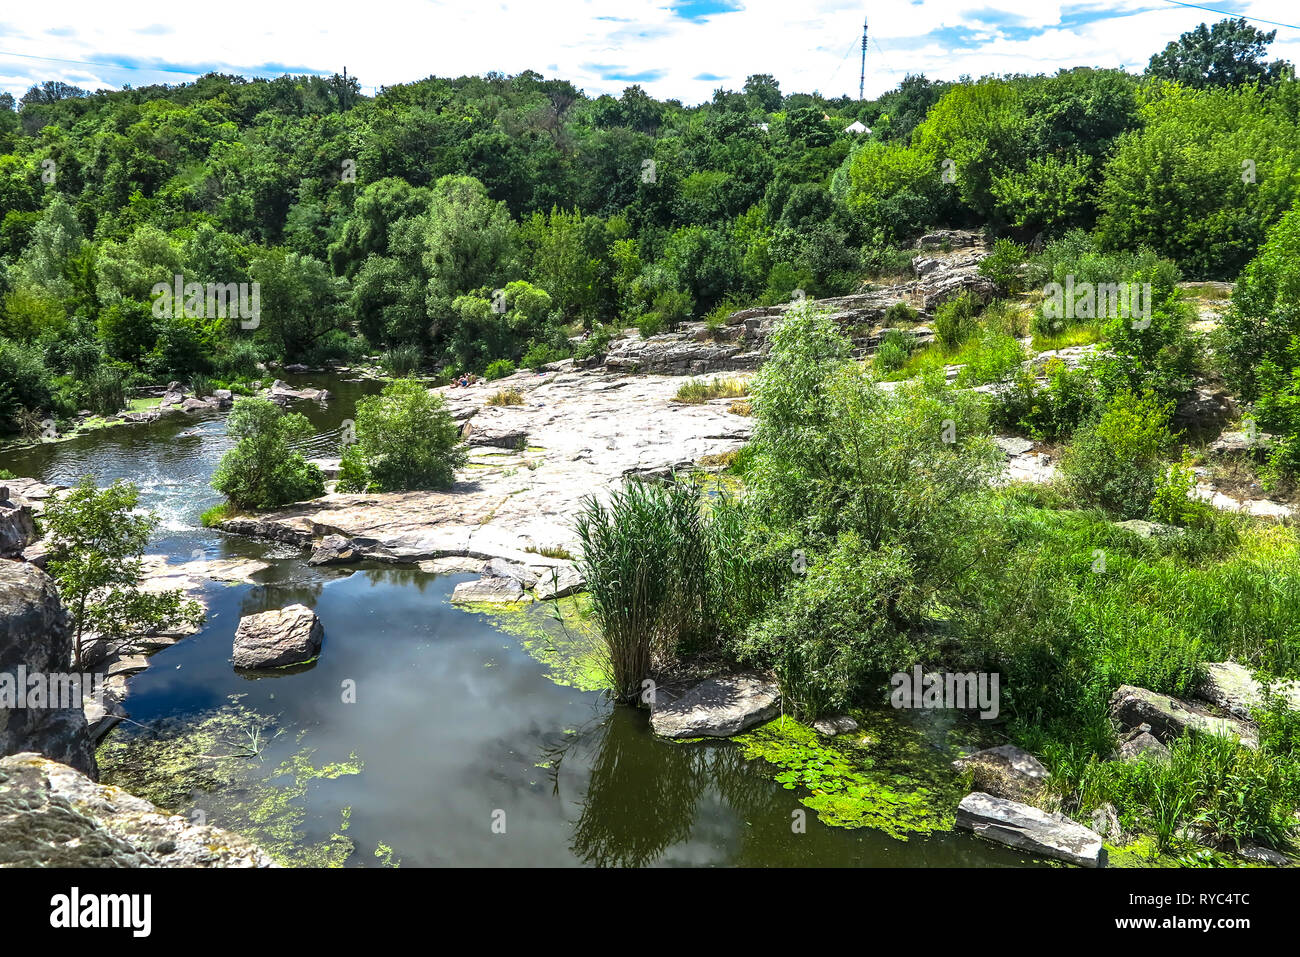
[859,17,868,101]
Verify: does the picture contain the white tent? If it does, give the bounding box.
[843,120,870,135]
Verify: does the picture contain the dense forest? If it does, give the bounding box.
[2,15,1298,441]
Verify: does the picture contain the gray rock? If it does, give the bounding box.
[650,673,781,738]
[0,488,37,559]
[1199,661,1300,719]
[533,565,586,600]
[1115,724,1170,763]
[1209,430,1274,455]
[1109,684,1257,749]
[1237,844,1290,866]
[956,791,1106,868]
[0,563,96,777]
[450,577,529,604]
[0,752,275,867]
[812,714,859,737]
[308,534,359,566]
[483,558,538,587]
[232,604,323,670]
[1174,386,1236,434]
[953,744,1049,801]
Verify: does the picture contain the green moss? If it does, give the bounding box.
[96,696,363,867]
[457,594,609,692]
[1105,835,1255,868]
[732,710,971,841]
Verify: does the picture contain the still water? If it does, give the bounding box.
[1,375,1032,867]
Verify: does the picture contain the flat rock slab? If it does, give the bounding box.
[450,577,529,604]
[1199,661,1300,720]
[953,744,1049,802]
[533,565,586,600]
[1109,683,1258,749]
[650,673,781,738]
[956,791,1106,868]
[232,604,323,670]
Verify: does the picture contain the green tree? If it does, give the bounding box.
[43,476,204,670]
[1147,18,1288,89]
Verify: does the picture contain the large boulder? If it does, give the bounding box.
[0,563,96,777]
[957,791,1106,867]
[307,534,359,566]
[533,564,585,600]
[0,752,275,867]
[1109,684,1257,749]
[232,604,323,670]
[953,744,1049,802]
[650,673,781,738]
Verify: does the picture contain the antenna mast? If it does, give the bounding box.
[859,17,868,101]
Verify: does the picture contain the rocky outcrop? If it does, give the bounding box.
[308,534,359,566]
[1109,684,1258,749]
[533,565,586,600]
[1198,661,1300,720]
[953,744,1049,802]
[232,604,323,670]
[158,382,232,415]
[812,714,859,737]
[268,380,330,404]
[1114,724,1170,763]
[0,563,96,778]
[649,673,781,738]
[956,791,1106,868]
[0,486,37,559]
[450,576,529,604]
[0,752,275,867]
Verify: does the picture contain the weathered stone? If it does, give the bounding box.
[956,791,1106,868]
[1198,661,1300,719]
[953,744,1049,802]
[0,752,275,867]
[1209,430,1273,456]
[650,673,781,738]
[232,604,323,670]
[450,577,529,604]
[483,558,538,586]
[812,714,859,737]
[1174,386,1236,434]
[268,379,330,404]
[533,565,586,600]
[0,563,96,777]
[1109,684,1257,749]
[1237,844,1290,866]
[308,534,359,566]
[418,557,486,575]
[1115,723,1170,763]
[0,487,37,559]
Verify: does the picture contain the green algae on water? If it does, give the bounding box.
[456,594,609,692]
[732,711,969,841]
[96,695,363,867]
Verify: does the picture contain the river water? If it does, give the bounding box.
[1,374,1033,867]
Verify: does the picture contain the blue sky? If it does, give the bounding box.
[2,0,1297,104]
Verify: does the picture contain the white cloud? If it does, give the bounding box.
[1,0,1297,104]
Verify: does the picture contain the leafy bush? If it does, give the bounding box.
[337,379,466,492]
[0,336,52,431]
[485,358,516,380]
[211,398,325,510]
[1150,455,1215,527]
[381,344,423,377]
[954,331,1025,387]
[978,237,1028,295]
[1060,390,1175,518]
[883,300,917,326]
[872,328,912,373]
[991,358,1099,440]
[521,341,569,369]
[931,291,980,351]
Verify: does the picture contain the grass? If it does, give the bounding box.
[485,388,524,406]
[673,377,750,404]
[727,399,753,416]
[1032,323,1105,352]
[525,543,575,560]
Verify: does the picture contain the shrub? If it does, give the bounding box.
[991,358,1099,441]
[485,358,516,380]
[636,312,665,339]
[485,387,524,406]
[872,328,912,373]
[978,237,1028,295]
[336,378,466,492]
[954,331,1025,387]
[0,336,52,431]
[522,341,569,369]
[381,344,423,377]
[216,339,262,380]
[883,300,917,326]
[1150,455,1215,528]
[931,291,980,351]
[1060,390,1175,518]
[211,398,325,510]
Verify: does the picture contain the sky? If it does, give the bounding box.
[2,0,1299,106]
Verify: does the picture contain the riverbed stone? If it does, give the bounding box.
[953,744,1049,801]
[0,563,97,778]
[956,791,1106,868]
[0,752,275,867]
[1109,683,1257,749]
[0,487,37,559]
[308,534,359,566]
[812,714,859,737]
[483,558,538,586]
[650,673,781,738]
[1114,723,1170,763]
[232,604,323,670]
[450,576,529,604]
[532,564,585,600]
